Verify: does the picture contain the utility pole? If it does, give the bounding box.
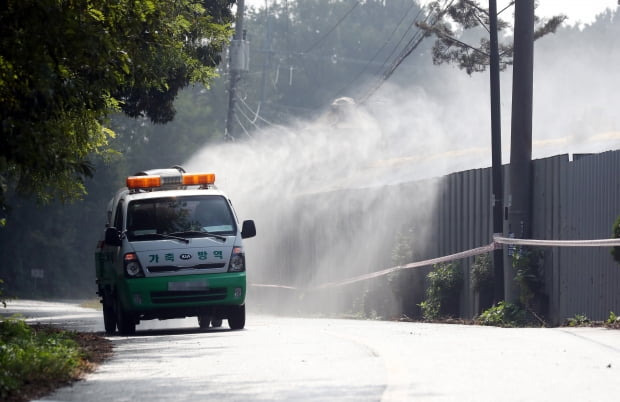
[225,0,248,141]
[506,0,534,301]
[489,0,504,303]
[260,0,273,104]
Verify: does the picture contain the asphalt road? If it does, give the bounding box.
[3,300,620,401]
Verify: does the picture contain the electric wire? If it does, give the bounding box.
[237,94,286,129]
[301,1,360,54]
[235,94,291,135]
[356,8,435,102]
[334,2,422,98]
[359,0,456,103]
[235,103,261,130]
[233,112,253,139]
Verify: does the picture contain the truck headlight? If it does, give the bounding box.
[228,247,245,272]
[124,253,144,278]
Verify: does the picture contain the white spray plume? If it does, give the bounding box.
[184,17,620,315]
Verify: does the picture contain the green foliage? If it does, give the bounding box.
[420,262,462,320]
[477,301,526,327]
[512,246,544,308]
[0,84,226,300]
[417,1,566,74]
[0,0,234,210]
[0,318,81,400]
[419,299,441,321]
[566,314,590,327]
[610,215,620,264]
[391,228,414,266]
[471,253,493,293]
[606,311,619,325]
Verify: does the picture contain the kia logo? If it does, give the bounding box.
[180,254,192,260]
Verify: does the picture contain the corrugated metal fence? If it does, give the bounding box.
[535,151,620,323]
[432,150,620,323]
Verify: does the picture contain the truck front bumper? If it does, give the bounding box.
[117,272,246,317]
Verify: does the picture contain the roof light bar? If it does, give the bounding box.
[182,173,216,186]
[126,175,161,189]
[126,172,215,189]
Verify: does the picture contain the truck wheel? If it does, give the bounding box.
[198,315,211,329]
[211,318,223,328]
[115,298,136,335]
[103,300,116,335]
[228,305,245,330]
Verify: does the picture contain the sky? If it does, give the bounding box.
[244,0,618,27]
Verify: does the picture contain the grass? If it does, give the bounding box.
[0,318,112,402]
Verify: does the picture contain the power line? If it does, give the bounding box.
[302,1,360,54]
[235,103,261,130]
[233,112,253,139]
[335,2,422,98]
[359,0,456,103]
[236,94,290,132]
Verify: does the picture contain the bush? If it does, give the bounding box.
[611,215,620,264]
[0,318,82,400]
[512,246,544,308]
[471,253,493,293]
[565,314,590,327]
[607,311,619,324]
[419,262,462,320]
[477,301,526,327]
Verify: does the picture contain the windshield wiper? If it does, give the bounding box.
[143,233,190,243]
[169,231,227,242]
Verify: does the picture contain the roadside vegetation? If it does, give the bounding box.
[564,312,620,329]
[0,317,111,402]
[418,262,463,321]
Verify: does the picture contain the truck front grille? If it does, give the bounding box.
[150,288,227,304]
[147,263,226,273]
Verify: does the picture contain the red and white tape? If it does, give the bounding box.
[251,236,620,290]
[493,235,620,247]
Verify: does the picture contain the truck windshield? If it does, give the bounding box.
[126,195,236,241]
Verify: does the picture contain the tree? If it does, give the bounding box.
[241,0,430,125]
[417,0,566,74]
[0,0,234,213]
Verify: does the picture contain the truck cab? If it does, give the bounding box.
[95,167,256,335]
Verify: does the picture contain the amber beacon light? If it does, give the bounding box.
[126,175,162,189]
[182,173,216,186]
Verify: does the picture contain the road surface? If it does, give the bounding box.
[2,300,620,401]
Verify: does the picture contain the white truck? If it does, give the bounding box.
[95,167,256,335]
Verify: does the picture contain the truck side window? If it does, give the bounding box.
[114,202,124,230]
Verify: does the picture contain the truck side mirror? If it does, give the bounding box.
[104,227,122,247]
[241,220,256,239]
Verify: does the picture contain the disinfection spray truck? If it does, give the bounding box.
[95,166,256,335]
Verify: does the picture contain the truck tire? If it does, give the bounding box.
[198,315,211,329]
[211,318,223,328]
[228,305,245,330]
[103,300,116,335]
[115,297,136,335]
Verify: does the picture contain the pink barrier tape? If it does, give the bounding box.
[313,242,496,289]
[250,236,620,290]
[494,236,620,247]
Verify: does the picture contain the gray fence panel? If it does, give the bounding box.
[557,151,620,322]
[435,150,619,321]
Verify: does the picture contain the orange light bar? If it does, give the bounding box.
[182,173,216,186]
[126,175,162,189]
